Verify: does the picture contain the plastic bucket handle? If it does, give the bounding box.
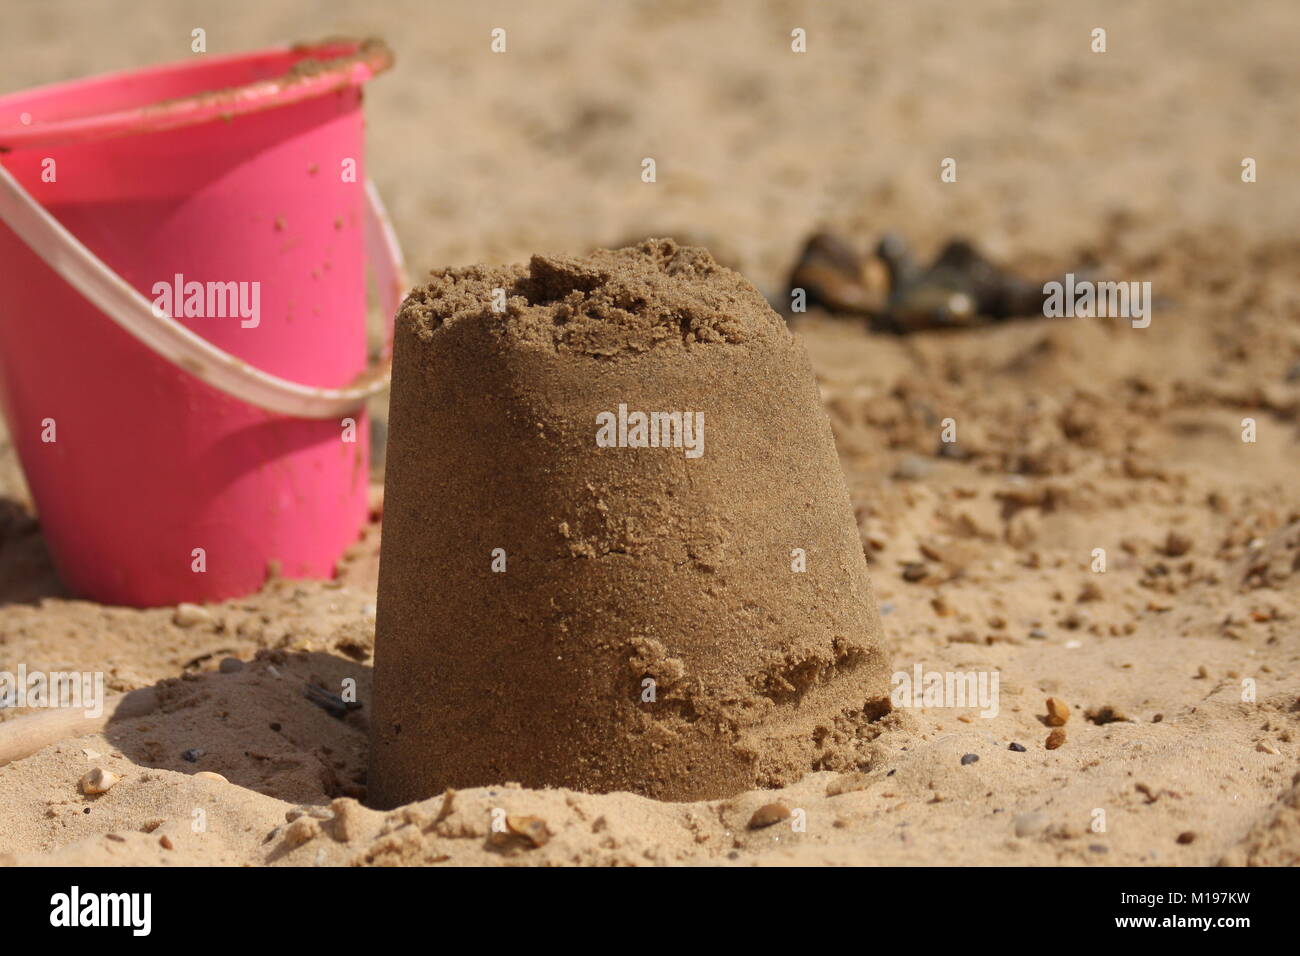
[0,163,406,419]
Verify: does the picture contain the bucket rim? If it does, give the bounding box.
[0,37,393,152]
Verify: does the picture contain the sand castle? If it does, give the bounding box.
[367,239,891,807]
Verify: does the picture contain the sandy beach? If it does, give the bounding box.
[0,0,1297,866]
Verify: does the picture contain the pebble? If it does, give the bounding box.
[1164,530,1193,557]
[1078,581,1104,602]
[1045,698,1070,727]
[305,683,360,719]
[1028,628,1048,640]
[918,541,947,563]
[1008,742,1027,752]
[172,603,212,628]
[960,753,979,765]
[286,805,335,822]
[748,803,792,829]
[901,562,928,582]
[1014,812,1046,837]
[194,771,228,783]
[1045,729,1067,750]
[181,748,204,763]
[1257,741,1279,755]
[159,834,175,850]
[1176,831,1197,844]
[505,814,552,848]
[826,772,872,796]
[80,768,120,795]
[218,657,245,674]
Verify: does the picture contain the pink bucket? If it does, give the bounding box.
[0,40,405,607]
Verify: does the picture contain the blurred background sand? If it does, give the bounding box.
[0,0,1297,866]
[5,0,1299,284]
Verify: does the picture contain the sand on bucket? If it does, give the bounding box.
[367,239,892,806]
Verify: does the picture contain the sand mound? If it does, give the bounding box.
[368,239,892,806]
[398,238,787,354]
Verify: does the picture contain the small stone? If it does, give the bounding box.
[826,772,872,796]
[159,834,175,850]
[1088,844,1109,854]
[1028,628,1048,640]
[960,753,979,766]
[901,562,928,582]
[1077,581,1104,602]
[172,602,212,628]
[1176,831,1196,844]
[747,803,792,829]
[181,748,204,763]
[1257,741,1279,755]
[1008,742,1027,752]
[80,768,120,795]
[1164,531,1192,558]
[286,805,334,822]
[218,657,245,674]
[1045,697,1070,727]
[193,771,228,783]
[1014,812,1047,837]
[918,540,947,563]
[505,814,551,847]
[1045,728,1067,750]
